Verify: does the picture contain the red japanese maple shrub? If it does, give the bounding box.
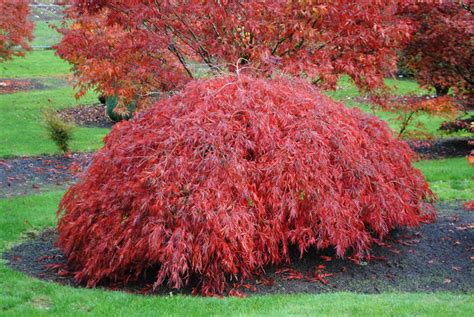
[0,0,33,61]
[57,75,435,295]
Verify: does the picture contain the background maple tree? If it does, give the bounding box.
[0,0,33,62]
[399,2,473,99]
[56,0,413,110]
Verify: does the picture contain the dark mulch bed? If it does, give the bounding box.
[0,153,92,198]
[3,203,473,296]
[408,137,473,160]
[58,104,115,128]
[0,79,47,94]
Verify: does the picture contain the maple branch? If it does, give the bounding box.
[151,0,216,72]
[168,44,194,79]
[208,15,222,39]
[141,19,194,79]
[167,27,217,72]
[272,32,293,55]
[454,65,474,85]
[398,110,416,138]
[462,74,474,86]
[170,10,215,69]
[280,38,306,57]
[273,18,320,57]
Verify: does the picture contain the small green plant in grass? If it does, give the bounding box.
[42,108,75,153]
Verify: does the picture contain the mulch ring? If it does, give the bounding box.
[408,137,473,160]
[0,153,92,198]
[3,203,473,296]
[0,79,47,94]
[58,104,115,128]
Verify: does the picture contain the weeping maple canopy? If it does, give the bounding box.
[0,0,33,61]
[57,75,435,295]
[56,0,412,108]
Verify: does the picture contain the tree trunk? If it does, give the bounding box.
[434,85,449,97]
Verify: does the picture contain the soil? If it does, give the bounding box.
[3,203,473,296]
[408,137,473,160]
[0,153,92,198]
[0,79,47,94]
[58,104,115,128]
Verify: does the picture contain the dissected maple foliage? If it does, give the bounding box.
[0,0,33,61]
[399,2,473,98]
[54,8,188,102]
[56,0,412,109]
[57,75,435,294]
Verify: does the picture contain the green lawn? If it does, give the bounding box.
[0,19,108,158]
[0,87,108,158]
[32,21,62,48]
[0,50,71,78]
[1,19,66,78]
[0,191,472,317]
[327,77,427,101]
[415,158,474,201]
[0,36,108,158]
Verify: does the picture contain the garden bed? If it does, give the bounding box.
[0,78,47,94]
[409,137,473,160]
[0,153,92,198]
[3,203,473,296]
[58,104,114,128]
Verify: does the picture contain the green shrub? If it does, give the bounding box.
[42,108,75,153]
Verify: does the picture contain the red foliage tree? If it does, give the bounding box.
[54,9,189,102]
[0,0,33,61]
[399,2,473,98]
[56,0,412,109]
[57,75,435,294]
